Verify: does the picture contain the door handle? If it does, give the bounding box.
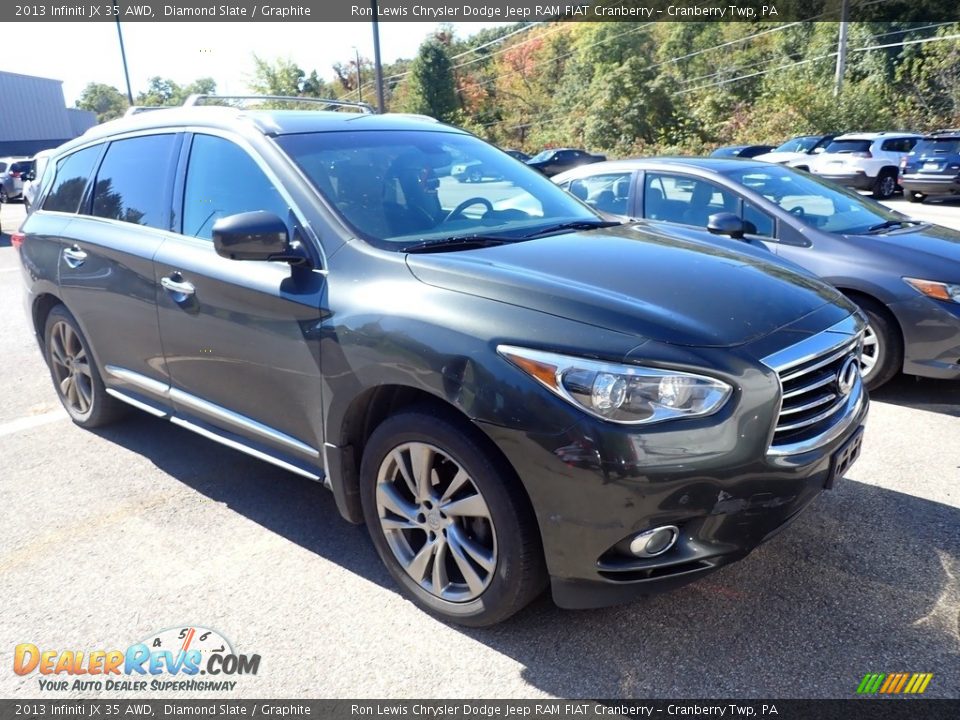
[161,275,196,297]
[62,246,87,268]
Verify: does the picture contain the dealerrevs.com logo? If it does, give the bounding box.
[14,626,260,692]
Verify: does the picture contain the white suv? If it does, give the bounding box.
[808,132,921,199]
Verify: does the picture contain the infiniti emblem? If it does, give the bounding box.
[837,356,859,397]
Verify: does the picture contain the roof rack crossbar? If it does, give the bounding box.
[182,94,376,114]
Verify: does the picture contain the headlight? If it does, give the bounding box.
[497,345,732,425]
[903,277,960,304]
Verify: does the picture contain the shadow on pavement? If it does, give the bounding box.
[92,412,960,697]
[872,374,960,417]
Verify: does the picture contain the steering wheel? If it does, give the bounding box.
[444,197,493,223]
[788,205,806,218]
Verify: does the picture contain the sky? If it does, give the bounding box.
[8,21,510,105]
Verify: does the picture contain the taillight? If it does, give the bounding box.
[11,232,25,250]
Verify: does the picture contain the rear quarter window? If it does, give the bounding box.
[41,146,102,214]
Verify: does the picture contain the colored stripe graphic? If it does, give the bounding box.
[857,673,933,694]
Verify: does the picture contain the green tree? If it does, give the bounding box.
[75,82,128,123]
[402,37,458,121]
[135,77,216,107]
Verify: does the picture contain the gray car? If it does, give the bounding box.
[0,156,32,202]
[554,158,960,389]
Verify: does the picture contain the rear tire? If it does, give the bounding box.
[0,188,8,203]
[359,409,547,626]
[849,296,903,390]
[44,305,126,428]
[871,170,898,200]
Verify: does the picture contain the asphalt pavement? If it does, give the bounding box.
[0,199,958,699]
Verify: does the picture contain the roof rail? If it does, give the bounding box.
[182,94,376,114]
[123,106,170,117]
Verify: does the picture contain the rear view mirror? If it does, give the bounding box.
[212,211,305,264]
[707,212,747,240]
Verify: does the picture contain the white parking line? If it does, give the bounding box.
[0,408,68,438]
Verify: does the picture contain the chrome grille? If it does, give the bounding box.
[763,315,866,456]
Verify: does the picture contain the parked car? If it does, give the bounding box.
[0,157,32,203]
[554,157,960,389]
[754,134,839,170]
[709,145,776,159]
[899,129,960,203]
[451,159,486,183]
[16,100,867,626]
[808,132,921,199]
[526,148,605,176]
[23,149,57,213]
[503,149,530,162]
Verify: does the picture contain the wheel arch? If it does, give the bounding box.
[327,384,536,531]
[31,292,65,344]
[835,286,906,368]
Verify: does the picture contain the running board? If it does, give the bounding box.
[104,388,322,482]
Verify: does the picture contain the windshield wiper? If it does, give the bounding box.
[401,234,517,254]
[519,219,624,239]
[865,219,922,234]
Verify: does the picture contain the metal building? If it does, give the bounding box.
[0,71,96,156]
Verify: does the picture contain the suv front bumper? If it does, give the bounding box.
[480,387,868,609]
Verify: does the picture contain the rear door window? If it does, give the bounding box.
[91,134,178,230]
[825,140,872,154]
[42,146,102,214]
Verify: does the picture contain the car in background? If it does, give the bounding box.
[754,134,839,170]
[554,157,960,389]
[0,157,33,203]
[22,148,57,213]
[899,129,960,203]
[451,159,486,183]
[710,145,776,159]
[503,149,530,162]
[808,132,921,199]
[526,148,605,177]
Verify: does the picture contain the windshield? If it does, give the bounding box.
[773,136,818,153]
[529,149,555,162]
[276,131,597,249]
[724,165,906,235]
[914,137,960,155]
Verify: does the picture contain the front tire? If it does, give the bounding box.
[359,409,546,626]
[44,305,125,427]
[852,297,903,390]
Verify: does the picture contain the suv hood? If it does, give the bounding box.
[406,225,846,348]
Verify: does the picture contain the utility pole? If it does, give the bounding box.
[115,13,134,105]
[371,0,386,112]
[834,0,850,97]
[353,46,363,102]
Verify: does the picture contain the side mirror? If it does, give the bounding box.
[707,212,747,240]
[24,172,35,181]
[811,147,825,154]
[213,211,305,263]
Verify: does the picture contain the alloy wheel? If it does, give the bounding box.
[49,320,94,415]
[860,323,881,380]
[877,175,896,198]
[375,441,497,603]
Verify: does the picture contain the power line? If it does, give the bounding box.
[676,31,960,97]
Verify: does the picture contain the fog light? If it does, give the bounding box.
[629,526,679,558]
